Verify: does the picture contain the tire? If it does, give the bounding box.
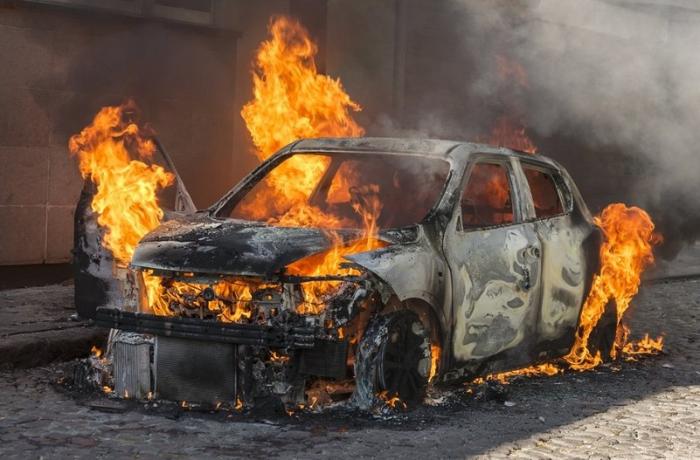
[587,299,618,361]
[352,310,431,410]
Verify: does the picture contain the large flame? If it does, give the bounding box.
[565,203,662,370]
[240,16,364,227]
[239,16,384,313]
[142,17,382,321]
[68,102,173,264]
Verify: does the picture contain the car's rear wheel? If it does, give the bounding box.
[588,299,618,361]
[353,310,431,409]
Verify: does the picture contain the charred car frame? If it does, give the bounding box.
[94,137,603,410]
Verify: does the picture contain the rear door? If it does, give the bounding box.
[444,157,543,363]
[516,160,588,347]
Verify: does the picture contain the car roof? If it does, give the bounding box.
[290,137,554,165]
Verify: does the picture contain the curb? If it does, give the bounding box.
[0,325,108,369]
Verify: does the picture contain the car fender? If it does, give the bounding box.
[345,241,448,329]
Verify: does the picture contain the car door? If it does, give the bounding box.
[444,157,543,363]
[517,160,588,346]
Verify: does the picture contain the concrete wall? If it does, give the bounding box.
[0,1,290,266]
[230,0,290,187]
[325,0,398,129]
[0,0,347,267]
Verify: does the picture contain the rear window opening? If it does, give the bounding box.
[522,166,564,218]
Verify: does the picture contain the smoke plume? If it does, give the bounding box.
[381,0,700,259]
[471,0,700,258]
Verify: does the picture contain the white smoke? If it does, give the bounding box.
[451,0,700,257]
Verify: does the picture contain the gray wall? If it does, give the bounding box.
[0,1,284,265]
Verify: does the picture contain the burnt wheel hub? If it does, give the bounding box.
[378,314,429,403]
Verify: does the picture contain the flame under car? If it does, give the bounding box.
[95,137,607,410]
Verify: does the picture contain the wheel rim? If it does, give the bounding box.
[378,316,428,403]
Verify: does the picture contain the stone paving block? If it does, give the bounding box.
[0,279,699,458]
[0,284,107,367]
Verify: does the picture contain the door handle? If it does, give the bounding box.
[518,268,531,291]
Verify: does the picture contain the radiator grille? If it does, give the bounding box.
[155,336,237,403]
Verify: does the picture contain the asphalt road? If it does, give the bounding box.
[0,278,698,459]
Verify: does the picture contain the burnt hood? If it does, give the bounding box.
[131,213,336,277]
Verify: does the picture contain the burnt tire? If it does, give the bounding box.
[588,299,618,361]
[352,310,431,410]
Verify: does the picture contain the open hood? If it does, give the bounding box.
[132,213,335,277]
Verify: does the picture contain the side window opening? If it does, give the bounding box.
[522,165,564,218]
[461,162,515,229]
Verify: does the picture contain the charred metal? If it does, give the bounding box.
[84,137,601,411]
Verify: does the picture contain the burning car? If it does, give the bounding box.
[94,137,610,410]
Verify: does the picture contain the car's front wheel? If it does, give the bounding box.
[353,310,432,410]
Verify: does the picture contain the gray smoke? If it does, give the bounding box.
[378,0,700,259]
[467,0,700,258]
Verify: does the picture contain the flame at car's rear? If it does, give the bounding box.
[468,204,664,385]
[564,203,663,370]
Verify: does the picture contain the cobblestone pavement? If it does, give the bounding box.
[0,278,698,459]
[0,285,105,368]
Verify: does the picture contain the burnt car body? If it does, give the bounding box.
[95,137,602,409]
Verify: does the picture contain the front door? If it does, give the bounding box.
[444,159,543,363]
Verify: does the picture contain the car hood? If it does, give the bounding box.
[131,213,339,277]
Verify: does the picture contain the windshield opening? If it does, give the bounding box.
[221,152,450,230]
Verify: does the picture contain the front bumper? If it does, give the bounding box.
[94,307,316,349]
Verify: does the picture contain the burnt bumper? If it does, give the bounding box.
[94,308,316,349]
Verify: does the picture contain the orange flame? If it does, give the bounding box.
[429,344,441,382]
[68,102,173,264]
[90,345,103,358]
[496,55,529,88]
[240,16,364,226]
[488,116,538,154]
[269,351,290,363]
[142,271,258,323]
[238,16,382,314]
[621,332,664,361]
[565,203,662,370]
[377,390,407,410]
[472,363,561,386]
